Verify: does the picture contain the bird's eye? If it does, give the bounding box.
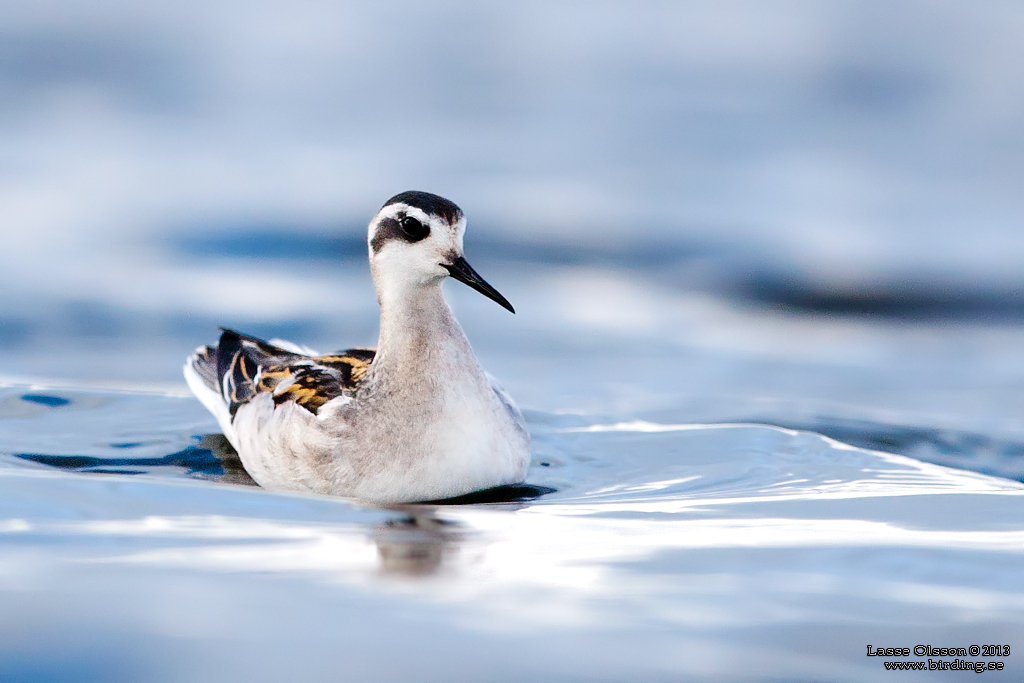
[399,216,430,241]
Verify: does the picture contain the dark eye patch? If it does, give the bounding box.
[369,214,432,253]
[400,215,430,241]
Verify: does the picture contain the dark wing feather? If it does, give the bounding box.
[206,328,375,417]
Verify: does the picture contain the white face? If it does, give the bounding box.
[367,203,467,291]
[366,193,515,313]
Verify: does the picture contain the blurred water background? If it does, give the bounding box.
[3,0,1024,435]
[2,1,1024,681]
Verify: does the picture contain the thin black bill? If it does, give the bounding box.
[443,256,515,314]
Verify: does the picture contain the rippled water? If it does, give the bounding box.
[4,257,1024,682]
[4,1,1024,679]
[2,384,1022,681]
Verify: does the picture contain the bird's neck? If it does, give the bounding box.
[373,282,477,376]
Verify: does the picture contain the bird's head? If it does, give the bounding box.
[367,191,514,313]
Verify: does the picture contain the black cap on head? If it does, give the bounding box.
[382,191,463,224]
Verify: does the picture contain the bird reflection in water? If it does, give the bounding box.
[199,434,259,486]
[373,485,555,576]
[373,512,463,577]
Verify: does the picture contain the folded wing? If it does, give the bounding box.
[189,328,375,418]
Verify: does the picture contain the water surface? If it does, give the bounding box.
[2,384,1022,681]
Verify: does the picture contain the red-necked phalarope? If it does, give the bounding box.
[184,191,530,503]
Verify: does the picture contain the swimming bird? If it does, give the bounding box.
[184,191,531,503]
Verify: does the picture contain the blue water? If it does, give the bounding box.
[3,257,1024,682]
[4,1,1024,680]
[1,379,1023,681]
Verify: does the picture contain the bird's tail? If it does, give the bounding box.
[186,343,220,392]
